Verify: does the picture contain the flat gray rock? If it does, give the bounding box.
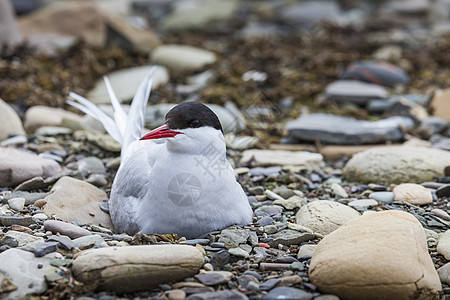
[0,147,61,187]
[325,80,388,104]
[343,146,450,183]
[0,248,58,299]
[286,114,413,145]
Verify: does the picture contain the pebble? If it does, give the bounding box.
[241,150,323,169]
[290,262,305,272]
[228,247,250,258]
[260,263,291,271]
[437,262,450,285]
[0,216,37,227]
[186,239,211,246]
[347,199,378,211]
[296,200,360,235]
[260,278,281,291]
[8,197,25,211]
[297,244,317,258]
[218,228,250,248]
[342,61,408,87]
[436,184,450,198]
[431,208,450,221]
[77,156,105,175]
[278,275,302,287]
[0,248,59,299]
[438,230,450,259]
[86,174,108,187]
[330,183,348,198]
[151,44,216,74]
[369,191,394,203]
[249,166,282,177]
[44,220,92,239]
[0,147,62,187]
[268,230,314,247]
[72,245,204,293]
[73,234,105,249]
[393,183,433,205]
[167,289,186,300]
[273,196,304,210]
[237,274,259,289]
[263,287,313,300]
[32,213,48,221]
[47,235,75,250]
[254,205,283,218]
[255,216,274,226]
[34,241,59,257]
[343,146,450,183]
[185,290,248,300]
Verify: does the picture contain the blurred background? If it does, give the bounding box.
[1,0,450,148]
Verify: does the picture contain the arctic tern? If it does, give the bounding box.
[68,67,253,238]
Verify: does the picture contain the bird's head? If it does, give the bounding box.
[140,102,224,153]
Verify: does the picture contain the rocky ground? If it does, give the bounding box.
[2,0,450,299]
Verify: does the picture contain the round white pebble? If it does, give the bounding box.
[8,197,25,211]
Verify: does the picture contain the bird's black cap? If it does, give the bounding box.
[165,102,223,132]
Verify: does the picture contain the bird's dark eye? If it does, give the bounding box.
[190,119,201,128]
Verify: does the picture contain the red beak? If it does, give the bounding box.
[140,124,183,140]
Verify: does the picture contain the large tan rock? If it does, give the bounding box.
[0,98,25,141]
[393,183,433,205]
[18,1,106,48]
[430,88,450,121]
[24,106,83,133]
[343,146,450,183]
[0,147,61,187]
[72,245,204,292]
[296,200,360,235]
[42,176,112,229]
[309,210,442,300]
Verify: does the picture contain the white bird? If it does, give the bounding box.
[68,67,253,238]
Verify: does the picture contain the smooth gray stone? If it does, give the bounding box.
[279,1,341,28]
[325,80,388,104]
[368,94,428,113]
[286,114,413,145]
[268,230,315,247]
[185,239,210,246]
[2,191,49,205]
[369,192,394,203]
[34,242,59,257]
[0,216,37,226]
[263,287,313,300]
[186,290,248,300]
[260,278,281,291]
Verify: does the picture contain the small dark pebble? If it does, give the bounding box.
[210,250,230,270]
[194,273,227,286]
[436,185,450,198]
[445,166,450,177]
[298,255,312,262]
[438,177,450,183]
[0,245,11,253]
[237,274,259,290]
[210,242,225,248]
[242,270,263,281]
[37,263,43,269]
[290,262,305,271]
[259,278,281,291]
[0,236,18,247]
[34,241,59,257]
[204,248,222,252]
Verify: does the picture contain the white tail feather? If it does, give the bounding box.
[68,66,157,159]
